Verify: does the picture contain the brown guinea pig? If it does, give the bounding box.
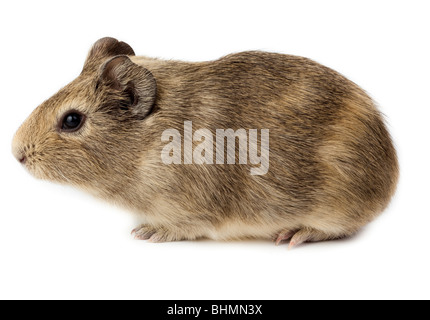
[12,37,398,248]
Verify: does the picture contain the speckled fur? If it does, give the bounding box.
[12,37,398,245]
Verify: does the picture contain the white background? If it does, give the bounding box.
[1,0,429,300]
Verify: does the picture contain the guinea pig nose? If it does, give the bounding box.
[12,144,27,165]
[19,155,27,164]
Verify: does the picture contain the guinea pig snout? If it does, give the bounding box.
[18,154,27,164]
[12,135,32,165]
[12,144,27,165]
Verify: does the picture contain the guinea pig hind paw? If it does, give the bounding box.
[275,231,295,246]
[287,228,331,250]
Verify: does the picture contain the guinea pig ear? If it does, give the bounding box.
[97,55,156,119]
[82,37,135,74]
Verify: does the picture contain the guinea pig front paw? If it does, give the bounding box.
[131,224,173,242]
[132,224,154,240]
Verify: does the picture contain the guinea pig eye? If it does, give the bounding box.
[60,112,85,132]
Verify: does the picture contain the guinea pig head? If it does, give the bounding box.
[12,37,157,193]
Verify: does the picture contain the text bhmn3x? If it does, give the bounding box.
[161,121,269,175]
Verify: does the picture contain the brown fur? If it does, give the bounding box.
[12,37,399,246]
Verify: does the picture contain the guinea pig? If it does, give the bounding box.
[12,37,398,248]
